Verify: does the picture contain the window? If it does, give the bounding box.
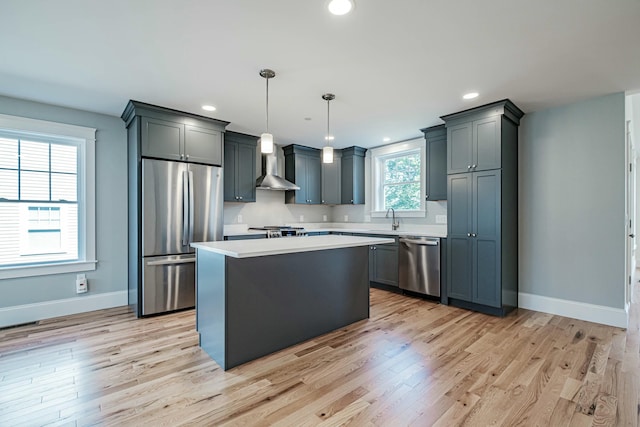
[371,138,425,217]
[0,114,96,279]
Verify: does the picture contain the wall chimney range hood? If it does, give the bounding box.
[256,147,300,191]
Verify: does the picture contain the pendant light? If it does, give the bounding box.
[322,93,335,164]
[259,69,276,154]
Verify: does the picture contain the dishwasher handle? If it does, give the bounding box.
[399,237,439,246]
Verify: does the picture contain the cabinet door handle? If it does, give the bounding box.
[467,233,471,237]
[239,196,243,200]
[235,196,239,200]
[467,165,471,170]
[472,164,476,169]
[471,233,477,237]
[425,194,429,200]
[181,153,185,159]
[351,199,354,204]
[186,154,190,159]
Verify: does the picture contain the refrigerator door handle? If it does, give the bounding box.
[146,256,196,266]
[182,170,189,247]
[188,170,195,245]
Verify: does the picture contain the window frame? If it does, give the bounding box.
[370,137,426,218]
[0,113,96,279]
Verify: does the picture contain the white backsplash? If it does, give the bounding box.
[223,190,333,227]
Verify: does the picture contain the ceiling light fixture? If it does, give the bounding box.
[328,0,354,15]
[383,137,391,142]
[201,105,216,112]
[259,69,276,154]
[463,92,479,100]
[322,93,335,164]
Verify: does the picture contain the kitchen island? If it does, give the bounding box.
[191,235,394,370]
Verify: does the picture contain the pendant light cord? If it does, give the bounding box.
[265,77,269,133]
[326,98,330,142]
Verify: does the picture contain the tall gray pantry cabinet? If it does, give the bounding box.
[441,99,523,316]
[122,100,229,317]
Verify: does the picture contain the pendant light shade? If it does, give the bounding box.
[259,69,276,154]
[260,133,273,154]
[322,146,334,163]
[322,93,335,164]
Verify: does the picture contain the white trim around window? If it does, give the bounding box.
[0,114,97,279]
[370,137,426,218]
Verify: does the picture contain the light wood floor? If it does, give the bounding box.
[1,286,639,427]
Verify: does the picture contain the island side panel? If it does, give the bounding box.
[195,249,227,369]
[224,246,369,370]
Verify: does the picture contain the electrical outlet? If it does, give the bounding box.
[299,215,304,222]
[76,274,88,294]
[436,215,447,224]
[344,215,349,222]
[322,215,327,222]
[237,214,243,223]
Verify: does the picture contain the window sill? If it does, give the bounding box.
[0,260,97,280]
[370,210,425,218]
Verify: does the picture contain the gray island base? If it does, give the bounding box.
[192,235,393,370]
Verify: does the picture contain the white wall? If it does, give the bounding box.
[519,93,626,312]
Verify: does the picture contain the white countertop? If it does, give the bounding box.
[224,224,447,238]
[192,235,395,258]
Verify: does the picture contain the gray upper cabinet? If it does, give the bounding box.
[421,124,447,201]
[341,146,366,205]
[224,131,257,203]
[446,116,501,174]
[184,125,222,165]
[441,99,523,316]
[283,145,322,204]
[122,100,228,167]
[141,117,184,161]
[321,151,341,205]
[443,101,523,175]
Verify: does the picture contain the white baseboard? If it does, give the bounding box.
[0,291,128,329]
[519,292,628,329]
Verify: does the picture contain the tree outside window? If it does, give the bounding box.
[383,153,420,210]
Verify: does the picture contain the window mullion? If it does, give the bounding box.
[17,138,21,201]
[48,143,52,202]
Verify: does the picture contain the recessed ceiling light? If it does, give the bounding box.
[463,92,479,100]
[328,0,354,15]
[383,137,391,142]
[201,105,216,111]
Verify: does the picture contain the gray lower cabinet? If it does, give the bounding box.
[421,124,447,201]
[283,145,322,204]
[224,234,265,241]
[321,152,341,205]
[341,147,366,204]
[358,234,399,287]
[447,171,501,307]
[224,131,257,202]
[123,100,227,166]
[442,99,522,316]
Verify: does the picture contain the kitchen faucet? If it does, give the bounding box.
[386,208,399,230]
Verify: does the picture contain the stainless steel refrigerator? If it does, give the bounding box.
[141,158,223,316]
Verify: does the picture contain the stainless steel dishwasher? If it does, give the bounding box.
[398,236,441,297]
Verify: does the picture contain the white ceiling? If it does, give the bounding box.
[1,0,639,149]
